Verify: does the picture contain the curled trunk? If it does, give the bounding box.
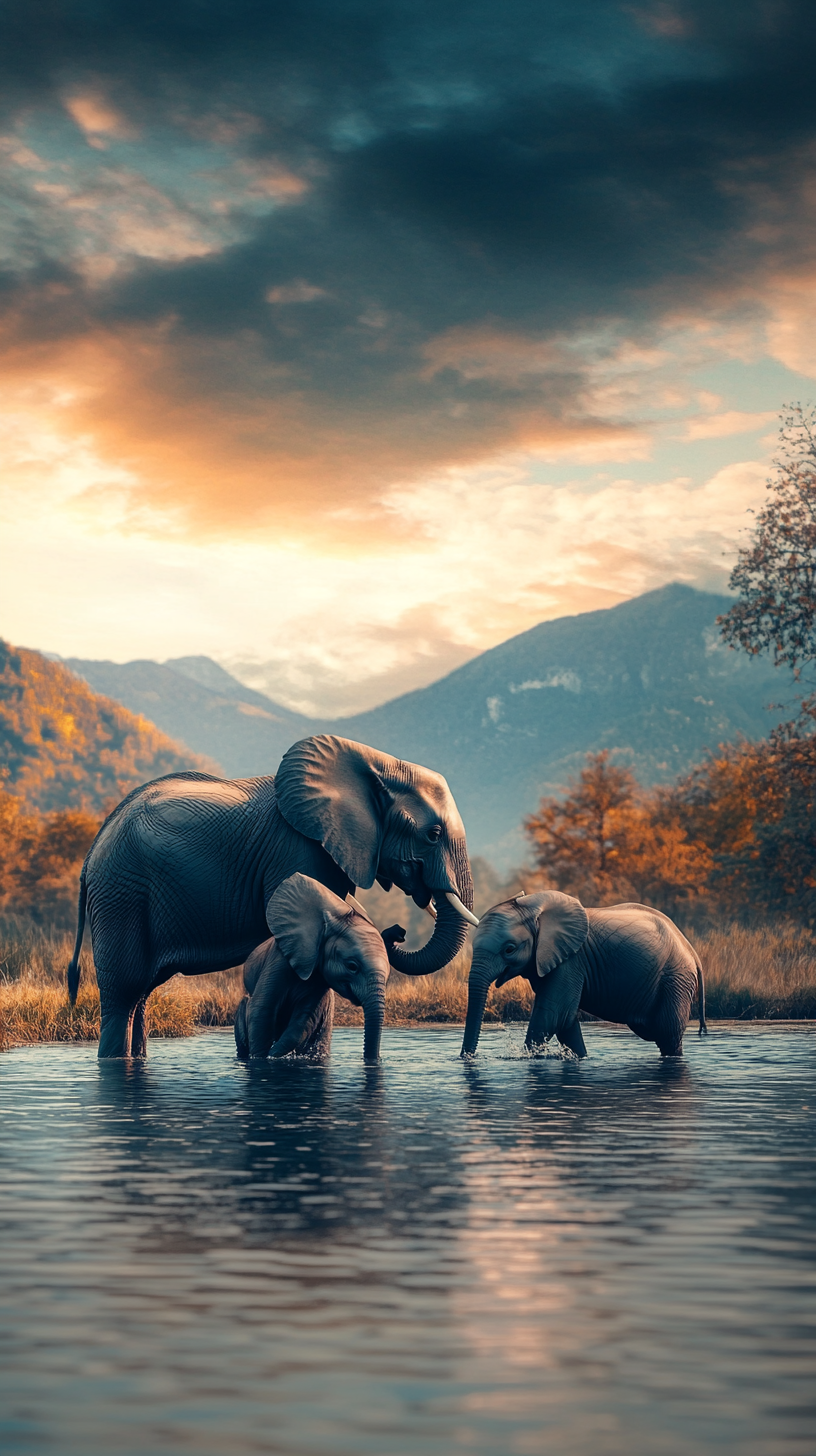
[460,962,496,1056]
[384,891,469,977]
[363,987,386,1063]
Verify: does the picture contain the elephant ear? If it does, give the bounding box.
[266,873,352,980]
[516,891,588,977]
[275,735,400,889]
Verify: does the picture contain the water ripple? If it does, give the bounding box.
[1,1024,814,1455]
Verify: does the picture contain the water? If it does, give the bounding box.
[1,1024,814,1456]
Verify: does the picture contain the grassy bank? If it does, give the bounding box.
[2,915,816,1049]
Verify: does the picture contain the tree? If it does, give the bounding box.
[525,752,638,900]
[718,404,816,681]
[524,752,710,910]
[672,706,816,924]
[0,789,100,926]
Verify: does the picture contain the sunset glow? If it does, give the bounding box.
[2,2,815,712]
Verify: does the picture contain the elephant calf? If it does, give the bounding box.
[234,874,393,1063]
[462,892,707,1060]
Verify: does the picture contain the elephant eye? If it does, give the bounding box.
[504,942,517,956]
[426,824,443,842]
[346,959,359,972]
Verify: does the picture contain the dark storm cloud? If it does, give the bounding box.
[2,0,815,530]
[5,4,812,309]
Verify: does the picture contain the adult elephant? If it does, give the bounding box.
[68,735,476,1058]
[461,892,706,1059]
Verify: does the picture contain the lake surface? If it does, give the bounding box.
[1,1024,814,1456]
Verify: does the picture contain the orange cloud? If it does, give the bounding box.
[684,409,777,440]
[64,93,136,145]
[0,317,651,550]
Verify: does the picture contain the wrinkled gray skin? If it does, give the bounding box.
[67,734,474,1059]
[462,892,707,1059]
[233,875,390,1063]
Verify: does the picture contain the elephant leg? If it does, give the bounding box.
[234,996,250,1060]
[298,991,334,1057]
[130,997,149,1058]
[652,1004,686,1057]
[646,971,693,1057]
[525,991,554,1049]
[559,1018,587,1059]
[628,1016,683,1057]
[526,961,585,1053]
[269,998,325,1058]
[98,1002,136,1058]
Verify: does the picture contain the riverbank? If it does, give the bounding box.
[3,917,816,1048]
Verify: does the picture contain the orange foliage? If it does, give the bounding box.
[525,751,711,913]
[0,638,219,926]
[672,705,816,922]
[526,716,816,923]
[0,639,217,814]
[0,791,100,924]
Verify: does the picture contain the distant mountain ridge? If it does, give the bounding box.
[65,585,794,867]
[0,640,215,815]
[63,653,315,779]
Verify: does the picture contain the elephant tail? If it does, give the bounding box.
[67,868,87,1006]
[695,957,708,1037]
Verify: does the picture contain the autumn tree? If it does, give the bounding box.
[0,789,100,926]
[719,404,816,682]
[671,706,816,924]
[524,752,710,911]
[525,752,636,899]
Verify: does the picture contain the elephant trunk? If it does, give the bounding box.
[460,960,496,1057]
[362,984,386,1063]
[384,890,469,977]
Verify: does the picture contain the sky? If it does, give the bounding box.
[1,1,816,715]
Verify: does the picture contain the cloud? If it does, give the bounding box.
[266,280,327,304]
[64,92,135,144]
[1,0,815,704]
[684,409,777,439]
[764,271,816,379]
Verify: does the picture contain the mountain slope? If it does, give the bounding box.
[63,585,794,866]
[65,654,316,778]
[0,640,217,814]
[341,584,792,863]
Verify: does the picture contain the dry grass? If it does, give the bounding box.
[0,917,239,1048]
[692,922,816,1019]
[2,914,815,1050]
[381,950,533,1026]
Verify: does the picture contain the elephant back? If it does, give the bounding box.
[582,904,691,1018]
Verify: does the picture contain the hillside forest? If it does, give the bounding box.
[0,641,214,924]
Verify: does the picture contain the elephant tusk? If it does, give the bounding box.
[445,892,479,927]
[425,901,438,922]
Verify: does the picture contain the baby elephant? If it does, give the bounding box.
[461,891,706,1059]
[234,873,392,1063]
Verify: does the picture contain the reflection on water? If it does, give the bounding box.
[1,1024,814,1456]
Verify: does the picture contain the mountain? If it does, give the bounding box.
[64,653,315,777]
[64,585,794,867]
[342,584,793,865]
[0,640,216,815]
